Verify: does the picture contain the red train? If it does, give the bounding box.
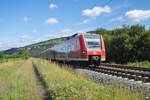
[40,33,106,66]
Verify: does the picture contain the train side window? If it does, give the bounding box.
[67,45,70,52]
[71,45,74,52]
[76,39,79,47]
[76,40,77,47]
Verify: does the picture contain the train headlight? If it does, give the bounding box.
[102,51,105,55]
[82,51,87,54]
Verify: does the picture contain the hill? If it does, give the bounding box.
[3,37,67,57]
[3,48,20,55]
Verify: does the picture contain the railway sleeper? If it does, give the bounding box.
[89,67,150,83]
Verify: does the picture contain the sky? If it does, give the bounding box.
[0,0,150,50]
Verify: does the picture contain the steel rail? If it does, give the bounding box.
[82,64,150,82]
[101,63,150,72]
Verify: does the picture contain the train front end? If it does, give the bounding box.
[80,33,106,66]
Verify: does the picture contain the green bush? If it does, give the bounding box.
[95,24,150,64]
[0,49,29,63]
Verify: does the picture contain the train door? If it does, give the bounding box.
[65,44,68,61]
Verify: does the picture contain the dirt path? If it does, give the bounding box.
[32,61,52,100]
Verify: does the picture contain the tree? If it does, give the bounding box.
[95,24,149,63]
[0,52,4,58]
[18,48,29,59]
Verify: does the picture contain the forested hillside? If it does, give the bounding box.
[0,48,29,63]
[24,37,67,57]
[3,37,67,57]
[95,24,150,63]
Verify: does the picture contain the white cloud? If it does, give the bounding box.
[110,16,124,22]
[14,42,20,48]
[0,42,12,51]
[60,29,72,34]
[75,27,94,33]
[0,42,4,48]
[0,41,20,50]
[9,41,20,48]
[125,10,150,22]
[80,19,90,24]
[60,29,73,37]
[49,3,58,8]
[32,29,38,33]
[117,26,123,29]
[44,34,57,40]
[33,40,39,43]
[24,17,29,21]
[45,18,59,24]
[82,6,111,17]
[21,36,32,42]
[75,30,85,33]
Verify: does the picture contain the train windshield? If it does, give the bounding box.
[84,34,101,51]
[87,41,100,46]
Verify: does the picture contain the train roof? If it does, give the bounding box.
[67,33,100,40]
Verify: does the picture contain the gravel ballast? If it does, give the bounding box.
[75,68,150,99]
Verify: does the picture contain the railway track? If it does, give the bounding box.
[76,63,150,99]
[55,61,150,98]
[82,63,150,83]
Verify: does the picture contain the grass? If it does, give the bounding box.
[33,59,145,100]
[0,59,41,100]
[0,58,146,100]
[109,61,150,68]
[0,58,28,63]
[127,61,150,68]
[0,58,8,63]
[0,60,25,89]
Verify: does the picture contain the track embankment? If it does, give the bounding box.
[76,63,150,99]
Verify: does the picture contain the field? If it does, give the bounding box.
[0,59,41,100]
[0,58,146,100]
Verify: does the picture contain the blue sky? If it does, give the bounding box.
[0,0,150,50]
